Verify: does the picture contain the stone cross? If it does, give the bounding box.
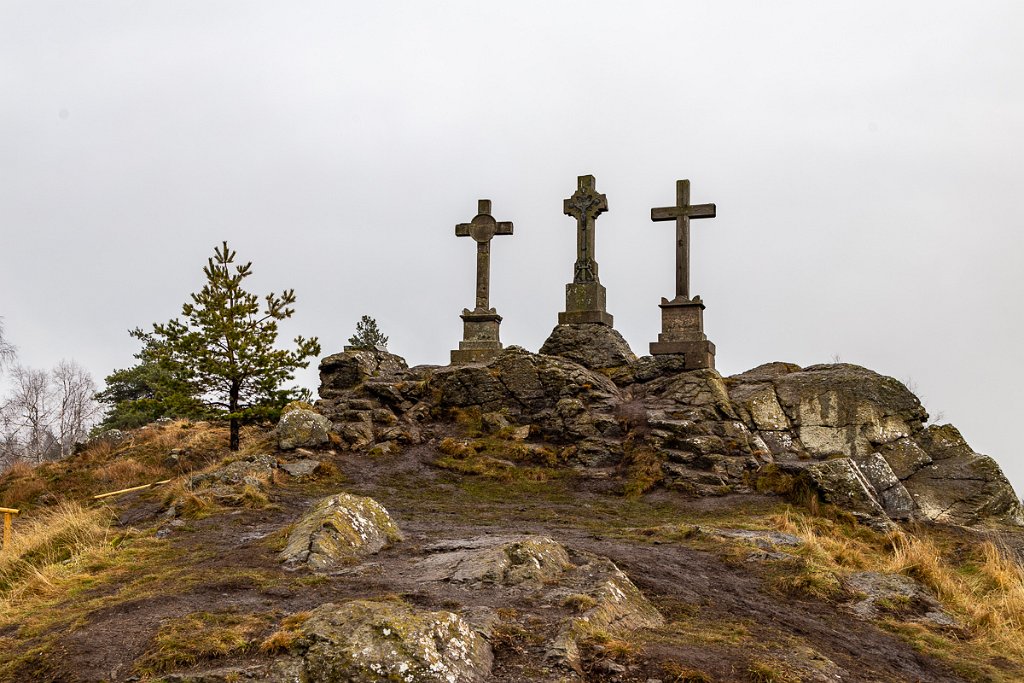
[651,179,716,302]
[456,199,513,312]
[563,175,608,283]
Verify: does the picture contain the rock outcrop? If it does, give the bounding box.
[313,346,1022,528]
[277,407,331,451]
[281,492,404,571]
[539,323,637,370]
[417,535,573,587]
[296,600,494,683]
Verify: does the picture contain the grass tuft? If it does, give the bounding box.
[135,610,272,674]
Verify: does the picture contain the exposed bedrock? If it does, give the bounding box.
[314,346,1022,528]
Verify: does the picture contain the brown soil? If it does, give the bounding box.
[5,444,989,682]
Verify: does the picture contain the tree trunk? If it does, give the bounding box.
[229,381,240,451]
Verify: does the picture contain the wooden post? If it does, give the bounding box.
[0,507,19,552]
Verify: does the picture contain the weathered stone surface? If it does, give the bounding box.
[297,600,493,683]
[282,493,403,570]
[772,364,927,458]
[429,346,618,419]
[280,459,321,478]
[277,408,331,451]
[729,382,790,432]
[853,453,915,520]
[319,348,408,398]
[190,454,277,491]
[539,323,636,370]
[777,459,891,529]
[417,535,573,587]
[550,557,664,670]
[879,438,933,480]
[314,343,1021,529]
[844,571,958,629]
[903,425,1024,525]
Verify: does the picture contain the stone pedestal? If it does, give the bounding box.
[451,309,504,364]
[649,296,716,369]
[558,282,614,326]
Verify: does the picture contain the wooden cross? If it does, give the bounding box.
[563,175,608,283]
[456,199,513,312]
[651,179,716,302]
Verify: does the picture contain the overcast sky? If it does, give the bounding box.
[2,2,1022,494]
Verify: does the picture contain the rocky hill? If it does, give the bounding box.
[1,342,1023,682]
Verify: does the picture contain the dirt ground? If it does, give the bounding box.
[6,445,997,682]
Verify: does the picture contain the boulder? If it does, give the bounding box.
[277,408,331,451]
[844,571,958,629]
[279,459,321,478]
[428,346,619,418]
[319,348,408,398]
[852,453,915,520]
[550,557,664,670]
[902,425,1024,525]
[417,535,573,587]
[771,364,927,459]
[539,323,636,370]
[297,600,493,683]
[776,458,892,529]
[281,493,403,570]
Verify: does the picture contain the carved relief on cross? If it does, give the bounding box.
[455,199,513,312]
[651,179,716,303]
[563,175,608,284]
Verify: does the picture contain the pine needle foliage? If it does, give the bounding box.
[146,242,320,450]
[347,315,388,350]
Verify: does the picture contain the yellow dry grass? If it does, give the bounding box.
[771,508,1024,662]
[0,502,112,605]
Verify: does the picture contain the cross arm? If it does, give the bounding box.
[455,223,472,237]
[495,221,513,236]
[651,202,717,222]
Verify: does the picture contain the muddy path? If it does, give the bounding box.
[46,448,974,683]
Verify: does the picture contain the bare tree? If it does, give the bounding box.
[0,318,15,372]
[0,360,101,465]
[52,360,102,458]
[1,365,57,464]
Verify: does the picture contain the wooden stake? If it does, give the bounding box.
[1,509,17,552]
[92,480,172,501]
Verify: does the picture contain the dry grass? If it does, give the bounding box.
[746,658,801,683]
[434,436,562,483]
[770,508,1024,669]
[0,420,275,510]
[135,610,273,674]
[660,661,715,683]
[621,440,665,498]
[259,611,312,654]
[0,502,112,602]
[94,458,164,489]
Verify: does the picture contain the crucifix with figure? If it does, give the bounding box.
[450,199,514,364]
[649,178,718,369]
[557,175,614,326]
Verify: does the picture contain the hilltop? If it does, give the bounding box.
[1,344,1022,682]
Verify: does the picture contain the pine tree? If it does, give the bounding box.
[95,329,208,430]
[145,242,320,450]
[347,315,388,350]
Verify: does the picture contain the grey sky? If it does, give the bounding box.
[2,2,1023,492]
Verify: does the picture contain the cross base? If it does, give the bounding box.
[558,282,614,326]
[649,296,716,369]
[451,310,504,364]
